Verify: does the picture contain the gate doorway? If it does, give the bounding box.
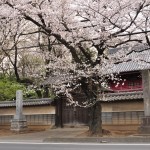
[62,100,88,126]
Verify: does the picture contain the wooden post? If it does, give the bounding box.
[55,97,63,128]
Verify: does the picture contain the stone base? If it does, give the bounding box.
[11,119,28,132]
[139,116,150,134]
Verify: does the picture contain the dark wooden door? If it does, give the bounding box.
[62,101,88,126]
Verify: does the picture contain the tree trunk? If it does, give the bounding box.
[88,101,102,136]
[14,65,20,82]
[80,77,102,136]
[43,86,49,98]
[35,89,42,98]
[14,40,20,82]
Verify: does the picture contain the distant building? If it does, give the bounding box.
[101,47,150,131]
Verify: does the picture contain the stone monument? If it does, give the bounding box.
[11,90,27,132]
[139,70,150,134]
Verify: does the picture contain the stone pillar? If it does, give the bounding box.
[139,70,150,134]
[11,90,27,132]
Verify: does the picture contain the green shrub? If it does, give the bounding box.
[24,89,38,99]
[0,76,54,101]
[0,77,25,101]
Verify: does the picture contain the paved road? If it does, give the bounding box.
[0,143,150,150]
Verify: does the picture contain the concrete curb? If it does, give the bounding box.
[43,136,150,143]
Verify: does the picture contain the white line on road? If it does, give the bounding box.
[0,142,150,145]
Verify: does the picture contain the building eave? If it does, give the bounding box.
[99,91,143,102]
[0,98,54,108]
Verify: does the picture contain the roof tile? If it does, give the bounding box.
[99,91,143,101]
[0,98,53,107]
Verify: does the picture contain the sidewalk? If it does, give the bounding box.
[0,127,150,143]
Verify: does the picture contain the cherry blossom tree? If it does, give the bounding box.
[0,0,150,135]
[0,15,45,82]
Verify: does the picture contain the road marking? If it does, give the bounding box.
[0,142,150,145]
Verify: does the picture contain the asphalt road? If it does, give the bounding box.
[0,143,150,150]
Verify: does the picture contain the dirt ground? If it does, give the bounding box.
[0,127,46,137]
[0,127,138,137]
[77,129,138,137]
[106,130,138,137]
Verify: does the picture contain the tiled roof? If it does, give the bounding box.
[0,98,53,107]
[99,91,143,101]
[42,74,71,85]
[112,60,150,73]
[109,47,150,73]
